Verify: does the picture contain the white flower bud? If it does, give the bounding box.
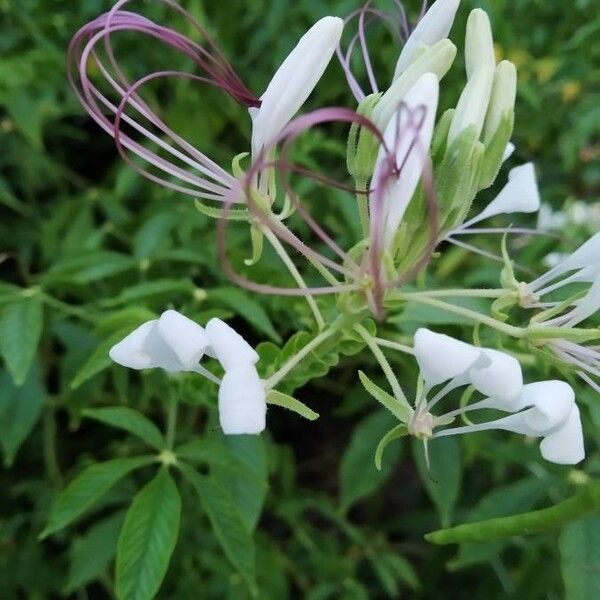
[483,61,517,144]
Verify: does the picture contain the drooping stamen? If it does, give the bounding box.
[68,0,259,200]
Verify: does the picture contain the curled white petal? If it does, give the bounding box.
[467,163,540,226]
[393,0,461,79]
[414,328,481,387]
[566,276,600,326]
[158,310,209,370]
[218,367,266,435]
[540,405,585,465]
[371,73,439,247]
[109,320,161,370]
[205,318,259,371]
[469,349,523,406]
[251,16,343,156]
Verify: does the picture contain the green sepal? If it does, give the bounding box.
[375,425,407,471]
[194,199,250,221]
[232,152,249,178]
[244,225,264,266]
[491,293,518,322]
[358,370,412,422]
[500,233,518,289]
[347,93,382,181]
[430,108,455,163]
[478,111,514,190]
[266,389,319,421]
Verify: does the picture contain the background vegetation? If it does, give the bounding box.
[1,0,599,598]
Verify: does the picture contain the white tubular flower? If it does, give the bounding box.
[205,317,259,371]
[371,73,439,248]
[414,328,481,388]
[483,61,517,144]
[218,366,267,435]
[459,163,540,230]
[392,0,461,80]
[250,16,344,157]
[109,310,208,373]
[448,9,496,144]
[435,380,585,465]
[414,328,523,402]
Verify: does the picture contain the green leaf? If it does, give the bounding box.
[41,457,154,538]
[210,287,281,343]
[266,389,319,420]
[64,511,126,594]
[0,365,45,466]
[43,251,136,285]
[412,436,461,528]
[116,469,181,600]
[101,279,195,308]
[560,513,600,600]
[339,410,403,512]
[71,327,134,389]
[358,371,410,421]
[179,463,256,593]
[83,407,165,451]
[375,425,407,471]
[0,293,43,386]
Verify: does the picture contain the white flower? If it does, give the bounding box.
[109,311,266,435]
[435,381,585,465]
[250,16,344,157]
[109,310,208,373]
[218,366,266,435]
[414,328,523,403]
[370,73,439,248]
[392,0,461,80]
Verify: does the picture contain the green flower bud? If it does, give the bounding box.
[483,60,517,144]
[372,39,457,130]
[465,9,495,77]
[346,92,382,181]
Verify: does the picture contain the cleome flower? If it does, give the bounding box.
[109,310,266,435]
[407,328,584,465]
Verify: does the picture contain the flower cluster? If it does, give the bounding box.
[110,310,266,434]
[70,0,598,470]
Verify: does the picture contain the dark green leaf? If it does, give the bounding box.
[116,469,181,600]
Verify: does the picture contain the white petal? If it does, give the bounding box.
[502,141,515,162]
[566,276,600,326]
[158,310,208,370]
[414,328,481,387]
[371,73,439,247]
[540,405,585,465]
[109,320,183,372]
[520,380,575,434]
[470,163,540,225]
[393,0,460,79]
[469,348,523,406]
[205,318,259,371]
[218,367,266,435]
[558,231,600,272]
[251,16,343,156]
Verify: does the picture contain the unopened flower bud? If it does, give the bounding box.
[465,9,495,77]
[483,61,517,144]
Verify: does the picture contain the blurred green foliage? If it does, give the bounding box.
[0,0,599,598]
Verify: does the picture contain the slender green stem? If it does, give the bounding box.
[402,288,506,299]
[263,228,325,329]
[374,337,414,355]
[43,408,63,486]
[266,326,338,390]
[41,293,96,323]
[354,324,412,411]
[400,294,525,338]
[165,396,179,451]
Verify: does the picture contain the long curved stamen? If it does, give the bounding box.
[68,0,259,199]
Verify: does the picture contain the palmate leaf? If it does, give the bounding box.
[83,407,165,451]
[0,292,43,386]
[41,456,154,539]
[178,463,256,594]
[116,469,181,600]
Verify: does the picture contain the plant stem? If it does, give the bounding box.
[165,396,179,451]
[43,408,63,486]
[399,293,526,338]
[374,337,414,355]
[263,228,325,329]
[354,323,412,411]
[402,288,506,298]
[356,179,370,239]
